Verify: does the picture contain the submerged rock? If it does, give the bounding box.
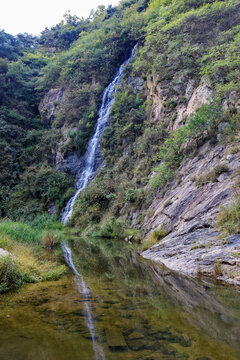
[128,331,145,340]
[106,327,127,350]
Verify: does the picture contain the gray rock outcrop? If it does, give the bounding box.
[39,87,64,126]
[142,143,240,285]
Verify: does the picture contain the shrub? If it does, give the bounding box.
[20,165,74,206]
[70,175,116,227]
[92,218,126,240]
[125,188,137,202]
[124,187,146,206]
[0,256,23,293]
[149,163,175,189]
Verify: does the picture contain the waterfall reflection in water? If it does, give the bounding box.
[62,243,105,360]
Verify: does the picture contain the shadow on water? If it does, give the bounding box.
[0,235,240,360]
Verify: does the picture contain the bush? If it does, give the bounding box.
[92,218,126,240]
[20,165,74,206]
[0,256,23,293]
[70,175,116,227]
[149,163,175,189]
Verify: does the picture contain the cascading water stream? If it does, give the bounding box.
[61,45,137,225]
[60,47,137,359]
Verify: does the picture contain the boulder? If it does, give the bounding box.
[0,248,11,258]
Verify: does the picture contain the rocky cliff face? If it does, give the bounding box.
[141,80,240,285]
[39,87,65,126]
[147,76,213,130]
[39,86,82,173]
[144,143,239,236]
[142,142,240,285]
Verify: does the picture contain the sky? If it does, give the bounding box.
[0,0,120,36]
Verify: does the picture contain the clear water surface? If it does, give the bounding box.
[0,237,240,360]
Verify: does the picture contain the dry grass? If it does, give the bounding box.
[42,231,59,250]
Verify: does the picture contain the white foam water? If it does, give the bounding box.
[61,45,137,224]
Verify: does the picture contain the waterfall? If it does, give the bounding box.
[61,45,137,224]
[60,47,137,359]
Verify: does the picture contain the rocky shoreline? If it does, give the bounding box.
[142,227,240,286]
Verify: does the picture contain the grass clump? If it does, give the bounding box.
[0,220,42,244]
[31,213,63,231]
[213,260,223,277]
[190,243,206,250]
[227,145,240,155]
[141,224,170,252]
[216,196,240,235]
[196,163,229,186]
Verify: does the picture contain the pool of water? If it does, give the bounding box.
[1,238,240,360]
